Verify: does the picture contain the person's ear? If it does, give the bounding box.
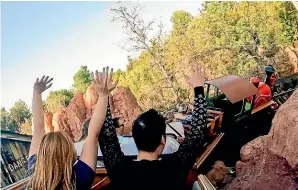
[160,135,166,146]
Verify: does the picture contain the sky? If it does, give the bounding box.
[1,1,203,110]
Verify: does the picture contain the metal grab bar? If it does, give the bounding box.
[3,177,30,190]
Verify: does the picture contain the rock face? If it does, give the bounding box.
[52,111,60,132]
[44,112,54,133]
[294,40,298,49]
[65,93,87,142]
[84,84,98,119]
[206,161,234,188]
[110,87,143,136]
[52,109,72,137]
[53,93,86,141]
[49,85,142,141]
[226,89,298,190]
[285,40,298,73]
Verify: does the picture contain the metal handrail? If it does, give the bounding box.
[3,177,30,190]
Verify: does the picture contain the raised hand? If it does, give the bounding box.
[107,68,118,92]
[34,76,53,94]
[185,64,206,88]
[90,67,110,96]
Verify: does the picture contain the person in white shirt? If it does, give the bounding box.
[164,111,185,139]
[74,114,182,167]
[75,135,181,156]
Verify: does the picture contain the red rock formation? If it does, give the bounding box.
[49,85,142,141]
[226,89,298,190]
[52,112,59,131]
[268,89,298,169]
[52,96,87,142]
[84,84,98,119]
[294,40,298,49]
[52,109,72,138]
[111,87,143,136]
[257,46,265,56]
[285,46,298,73]
[44,112,54,133]
[65,93,87,142]
[207,161,234,188]
[284,40,298,73]
[293,40,298,71]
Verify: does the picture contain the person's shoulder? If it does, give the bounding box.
[74,160,96,189]
[74,160,95,174]
[161,153,178,162]
[169,122,183,128]
[73,160,96,181]
[28,154,37,176]
[172,121,183,125]
[118,156,135,166]
[160,154,184,169]
[28,154,37,163]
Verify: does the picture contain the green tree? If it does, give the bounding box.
[9,100,31,131]
[109,2,297,111]
[113,68,127,87]
[184,2,296,78]
[279,2,298,42]
[1,107,18,132]
[73,65,92,93]
[111,3,182,104]
[45,89,74,113]
[19,119,33,135]
[171,11,193,36]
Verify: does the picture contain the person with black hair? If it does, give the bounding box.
[98,64,207,190]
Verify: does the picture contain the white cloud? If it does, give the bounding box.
[1,1,203,110]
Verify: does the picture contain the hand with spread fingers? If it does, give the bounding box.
[185,64,206,88]
[107,68,118,92]
[34,76,53,94]
[90,67,110,96]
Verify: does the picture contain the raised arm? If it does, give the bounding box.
[175,65,208,170]
[29,76,53,157]
[79,67,110,171]
[98,75,124,176]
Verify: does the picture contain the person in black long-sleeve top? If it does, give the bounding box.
[99,65,208,190]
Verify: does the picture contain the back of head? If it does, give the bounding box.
[132,109,166,152]
[178,103,189,114]
[29,131,77,190]
[165,111,175,123]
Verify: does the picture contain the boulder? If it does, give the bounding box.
[52,93,87,142]
[257,46,265,56]
[52,112,59,131]
[52,109,72,138]
[65,93,87,142]
[293,40,298,48]
[84,84,98,119]
[49,85,142,140]
[268,89,298,168]
[111,87,143,136]
[225,89,298,190]
[285,46,298,73]
[44,112,54,133]
[206,161,234,188]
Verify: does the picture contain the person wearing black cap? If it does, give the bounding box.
[98,65,208,190]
